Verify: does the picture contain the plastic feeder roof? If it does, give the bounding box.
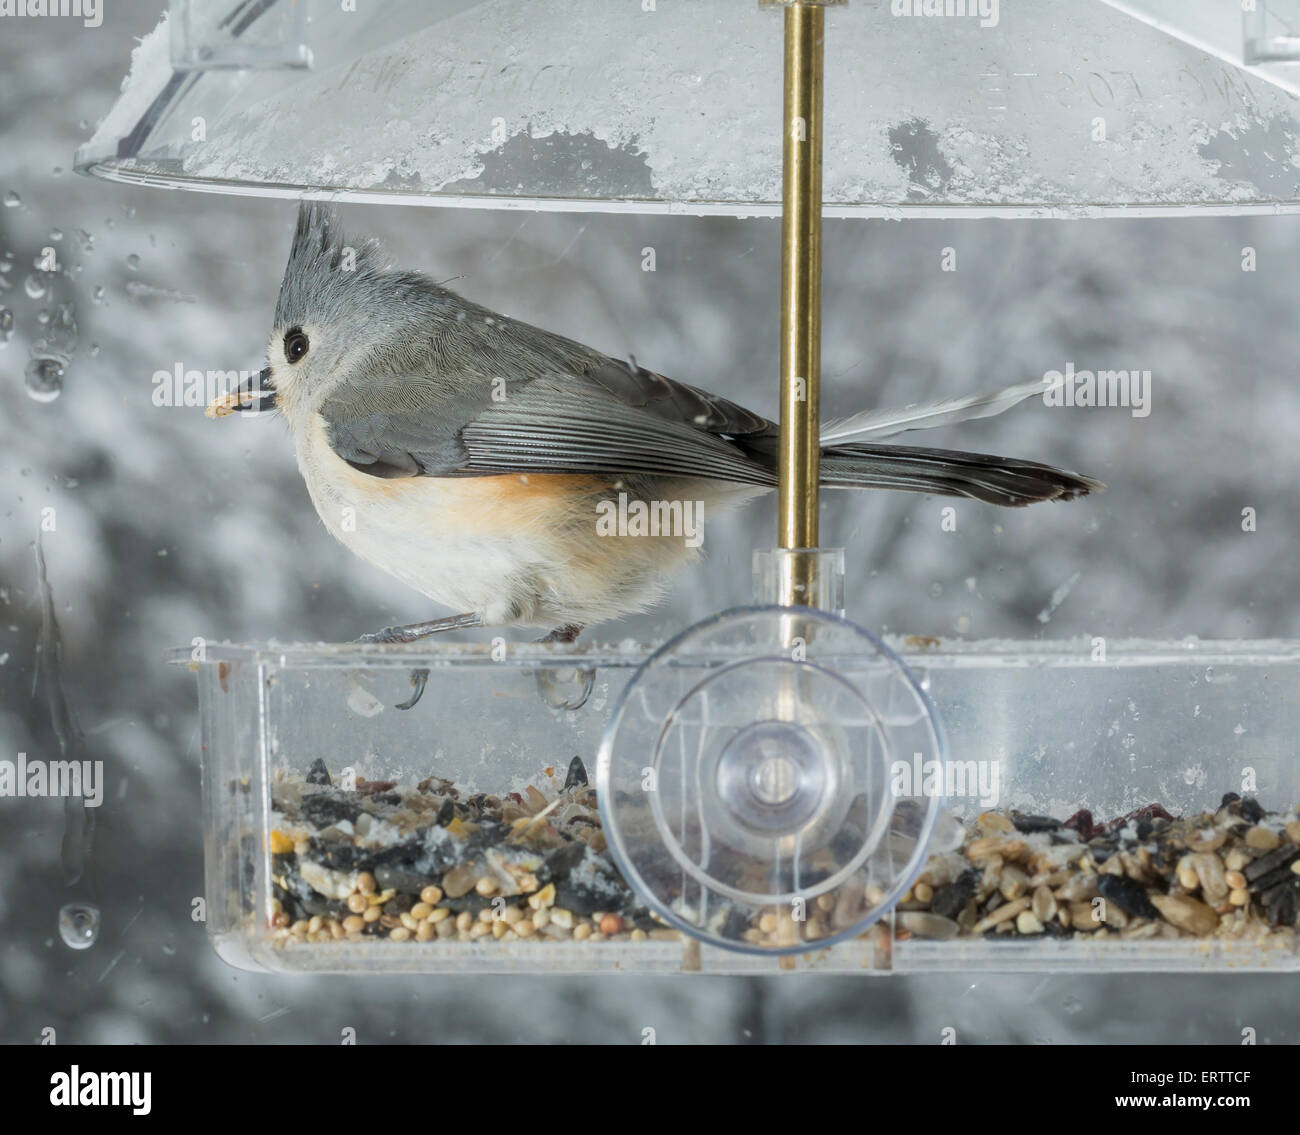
[77,0,1300,217]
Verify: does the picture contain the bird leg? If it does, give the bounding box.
[356,612,484,644]
[537,623,584,645]
[355,612,484,710]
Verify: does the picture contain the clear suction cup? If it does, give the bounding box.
[597,604,947,956]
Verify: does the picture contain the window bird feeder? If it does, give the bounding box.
[76,0,1300,971]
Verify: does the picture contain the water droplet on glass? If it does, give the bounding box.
[37,309,49,325]
[78,119,89,132]
[91,285,104,304]
[49,228,63,242]
[126,254,140,271]
[24,274,46,300]
[58,902,100,949]
[51,166,63,177]
[88,343,100,357]
[161,943,176,957]
[928,582,944,598]
[48,303,77,353]
[2,190,19,208]
[0,307,13,336]
[25,355,65,402]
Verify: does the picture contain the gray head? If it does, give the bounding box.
[266,202,454,418]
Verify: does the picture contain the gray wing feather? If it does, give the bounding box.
[322,349,776,484]
[583,360,770,437]
[460,377,774,483]
[324,380,487,478]
[316,298,1098,508]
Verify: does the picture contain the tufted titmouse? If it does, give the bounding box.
[209,204,1099,703]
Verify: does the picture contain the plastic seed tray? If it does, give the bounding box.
[177,634,1300,974]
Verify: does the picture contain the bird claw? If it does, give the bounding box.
[533,624,592,710]
[535,666,594,711]
[395,668,430,711]
[353,613,483,709]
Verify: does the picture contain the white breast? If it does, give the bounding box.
[293,414,544,623]
[290,412,760,628]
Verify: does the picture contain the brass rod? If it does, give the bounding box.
[777,1,825,601]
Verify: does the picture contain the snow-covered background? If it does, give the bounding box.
[1,2,1298,1043]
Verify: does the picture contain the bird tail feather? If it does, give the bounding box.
[820,442,1103,507]
[819,375,1061,446]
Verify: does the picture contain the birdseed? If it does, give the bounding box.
[261,762,1300,953]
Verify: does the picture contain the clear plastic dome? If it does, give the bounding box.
[77,0,1300,216]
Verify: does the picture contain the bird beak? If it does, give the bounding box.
[231,366,277,413]
[205,367,277,419]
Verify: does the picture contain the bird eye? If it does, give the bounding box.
[284,328,310,364]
